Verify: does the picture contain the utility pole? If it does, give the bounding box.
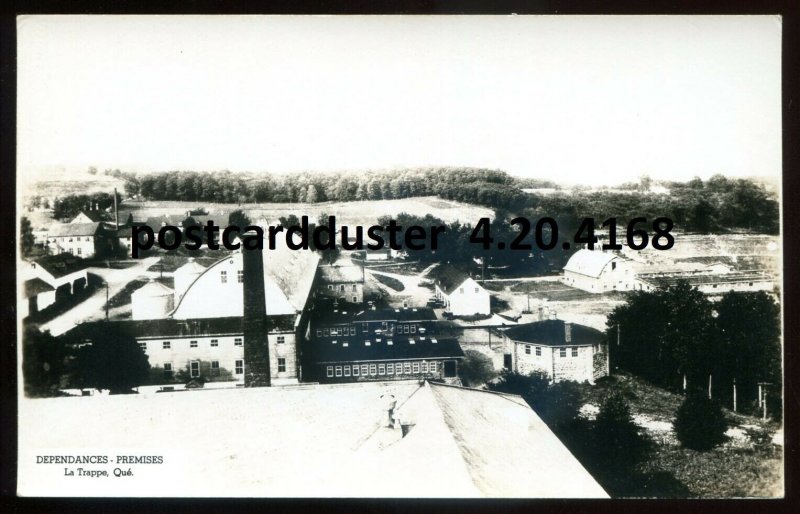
[105,282,109,321]
[733,377,737,412]
[708,374,712,400]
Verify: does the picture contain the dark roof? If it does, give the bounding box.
[23,278,55,298]
[67,315,296,341]
[307,336,464,364]
[312,307,360,326]
[354,307,437,323]
[30,254,88,278]
[48,222,103,237]
[428,266,473,295]
[503,319,604,347]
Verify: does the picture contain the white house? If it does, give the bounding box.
[562,249,639,293]
[318,264,365,304]
[46,222,109,258]
[430,267,491,317]
[502,319,609,384]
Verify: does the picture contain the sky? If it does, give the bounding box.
[17,15,782,186]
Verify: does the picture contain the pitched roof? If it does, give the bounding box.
[428,266,473,295]
[319,265,364,283]
[307,337,464,364]
[29,254,88,278]
[18,380,607,497]
[23,278,55,298]
[130,280,174,298]
[72,210,110,223]
[562,249,619,278]
[503,319,604,347]
[48,222,103,237]
[66,315,296,341]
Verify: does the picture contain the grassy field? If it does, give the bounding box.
[369,273,405,292]
[117,196,493,228]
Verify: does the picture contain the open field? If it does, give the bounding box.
[117,196,494,228]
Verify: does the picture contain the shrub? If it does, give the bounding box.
[459,350,496,387]
[593,393,652,468]
[674,392,728,451]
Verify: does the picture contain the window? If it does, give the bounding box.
[190,361,200,378]
[340,285,345,292]
[237,270,244,283]
[235,360,244,375]
[560,348,567,358]
[378,364,386,375]
[535,346,541,356]
[352,284,357,291]
[277,336,285,344]
[525,344,531,355]
[421,362,428,373]
[572,347,578,357]
[234,338,243,346]
[210,339,219,347]
[459,287,464,294]
[316,329,322,337]
[361,364,368,376]
[278,358,286,373]
[163,363,173,379]
[77,248,82,256]
[328,284,333,290]
[220,270,227,284]
[362,323,368,333]
[353,296,358,303]
[326,366,334,378]
[349,326,356,336]
[138,342,147,351]
[404,362,411,374]
[369,364,377,375]
[190,340,198,348]
[335,366,342,377]
[410,325,416,334]
[412,362,420,373]
[323,328,329,337]
[387,363,394,375]
[211,361,220,377]
[429,361,437,373]
[344,365,351,377]
[162,341,171,349]
[475,287,479,293]
[352,365,359,376]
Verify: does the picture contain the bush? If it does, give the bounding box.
[459,350,496,387]
[593,393,652,468]
[674,392,728,451]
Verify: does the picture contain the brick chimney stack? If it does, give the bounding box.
[242,231,271,387]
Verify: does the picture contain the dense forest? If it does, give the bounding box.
[117,168,777,235]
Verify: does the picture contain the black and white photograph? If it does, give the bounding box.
[15,15,783,498]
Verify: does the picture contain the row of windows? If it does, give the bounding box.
[325,361,438,378]
[524,345,580,357]
[219,270,245,284]
[327,284,359,292]
[50,237,92,243]
[164,358,287,379]
[140,336,286,351]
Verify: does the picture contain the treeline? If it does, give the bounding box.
[607,284,782,419]
[522,175,778,235]
[122,168,778,235]
[51,192,123,221]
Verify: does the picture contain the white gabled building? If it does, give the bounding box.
[430,267,491,317]
[562,249,638,293]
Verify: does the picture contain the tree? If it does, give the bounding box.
[488,370,551,415]
[22,326,67,397]
[593,393,652,468]
[20,216,35,256]
[228,209,251,228]
[459,350,496,387]
[87,166,98,175]
[74,324,150,393]
[674,392,728,451]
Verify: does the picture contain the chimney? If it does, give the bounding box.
[376,394,404,448]
[565,322,572,343]
[549,309,557,320]
[113,188,119,230]
[538,306,544,321]
[242,230,271,387]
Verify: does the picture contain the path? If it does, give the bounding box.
[39,256,160,336]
